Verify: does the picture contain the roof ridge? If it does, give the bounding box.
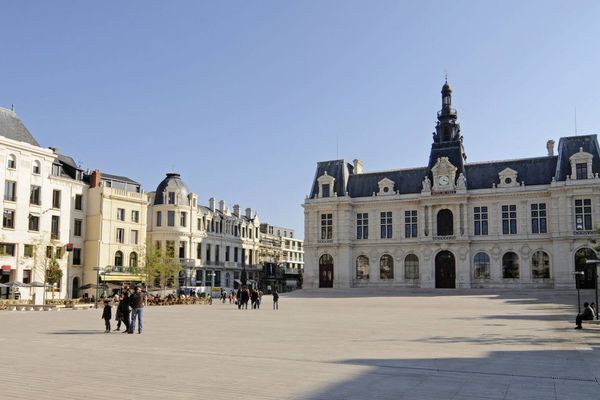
[351,166,428,176]
[466,155,556,166]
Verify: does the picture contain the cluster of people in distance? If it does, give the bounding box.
[574,301,597,329]
[214,287,280,310]
[101,285,146,334]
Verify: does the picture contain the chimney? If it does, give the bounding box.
[245,207,252,219]
[209,197,216,212]
[353,159,364,174]
[233,204,240,217]
[219,200,225,212]
[546,140,555,156]
[90,170,101,188]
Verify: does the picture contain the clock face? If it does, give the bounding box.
[439,175,450,186]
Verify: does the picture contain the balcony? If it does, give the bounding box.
[433,235,456,241]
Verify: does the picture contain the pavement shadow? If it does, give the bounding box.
[46,330,106,335]
[297,347,600,400]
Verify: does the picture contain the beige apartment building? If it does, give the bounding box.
[304,82,600,290]
[81,171,147,293]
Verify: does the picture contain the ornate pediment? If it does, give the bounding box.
[431,157,457,191]
[377,177,395,195]
[498,168,518,188]
[317,171,336,198]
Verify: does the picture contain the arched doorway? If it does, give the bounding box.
[575,248,597,289]
[319,254,334,288]
[436,209,454,236]
[72,277,79,299]
[435,251,456,288]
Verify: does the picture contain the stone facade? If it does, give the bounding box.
[146,173,262,293]
[303,82,600,290]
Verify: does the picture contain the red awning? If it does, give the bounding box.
[1,265,12,271]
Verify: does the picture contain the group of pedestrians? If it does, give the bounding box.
[101,285,146,334]
[231,287,279,310]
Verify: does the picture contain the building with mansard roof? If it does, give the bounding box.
[303,82,600,290]
[146,173,262,294]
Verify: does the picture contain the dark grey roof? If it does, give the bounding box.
[464,156,557,189]
[57,154,78,170]
[101,172,139,185]
[0,107,40,147]
[554,135,600,181]
[309,160,354,198]
[309,135,600,199]
[154,173,189,205]
[347,167,429,197]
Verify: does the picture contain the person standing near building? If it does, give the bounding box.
[272,290,279,310]
[129,286,146,334]
[118,290,131,333]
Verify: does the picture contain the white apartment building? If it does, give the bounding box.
[146,173,262,292]
[303,82,600,290]
[0,106,86,301]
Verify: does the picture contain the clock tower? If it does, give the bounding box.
[427,80,467,185]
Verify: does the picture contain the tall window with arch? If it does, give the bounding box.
[380,254,394,280]
[114,251,124,267]
[404,254,419,280]
[356,255,370,280]
[129,252,138,269]
[502,252,519,279]
[473,252,490,279]
[531,251,550,279]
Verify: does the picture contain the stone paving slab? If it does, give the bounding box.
[1,289,599,399]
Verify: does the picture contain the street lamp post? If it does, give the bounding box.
[573,271,585,314]
[207,271,215,305]
[93,267,100,309]
[586,259,600,319]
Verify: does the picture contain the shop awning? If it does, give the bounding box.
[101,274,145,282]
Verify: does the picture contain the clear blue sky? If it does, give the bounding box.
[1,1,599,237]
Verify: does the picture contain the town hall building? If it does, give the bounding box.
[303,81,600,290]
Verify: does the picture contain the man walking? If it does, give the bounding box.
[129,286,146,334]
[273,290,279,310]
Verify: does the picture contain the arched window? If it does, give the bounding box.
[502,252,519,279]
[7,154,16,169]
[473,252,490,279]
[380,254,394,279]
[436,209,453,236]
[356,256,370,280]
[32,160,41,174]
[114,251,123,267]
[129,252,138,268]
[531,251,550,279]
[575,248,597,289]
[405,254,419,280]
[319,254,333,265]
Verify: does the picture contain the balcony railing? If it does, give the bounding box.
[433,235,456,241]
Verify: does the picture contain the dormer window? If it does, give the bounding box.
[52,164,61,176]
[317,172,336,198]
[377,178,395,196]
[168,192,176,204]
[7,154,16,169]
[576,163,588,180]
[498,168,519,188]
[32,160,41,174]
[570,147,593,180]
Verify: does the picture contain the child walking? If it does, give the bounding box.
[102,300,112,333]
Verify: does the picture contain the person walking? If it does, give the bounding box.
[129,286,146,334]
[101,300,112,333]
[273,290,279,310]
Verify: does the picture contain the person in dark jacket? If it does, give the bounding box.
[272,290,279,310]
[117,291,131,333]
[129,286,146,334]
[101,301,112,333]
[575,302,596,329]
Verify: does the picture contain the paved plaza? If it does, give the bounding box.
[1,289,600,399]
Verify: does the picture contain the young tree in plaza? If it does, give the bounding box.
[143,240,182,297]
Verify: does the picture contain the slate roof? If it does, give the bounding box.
[153,173,190,205]
[101,172,140,185]
[309,135,600,199]
[0,107,40,147]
